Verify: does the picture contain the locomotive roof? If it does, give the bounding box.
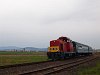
[59,36,70,40]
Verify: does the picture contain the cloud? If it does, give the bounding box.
[0,0,100,48]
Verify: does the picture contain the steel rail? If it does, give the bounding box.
[0,60,52,69]
[45,56,98,75]
[0,60,52,75]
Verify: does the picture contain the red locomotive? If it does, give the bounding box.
[47,36,93,60]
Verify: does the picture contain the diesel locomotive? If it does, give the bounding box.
[47,36,93,60]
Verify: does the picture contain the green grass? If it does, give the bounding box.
[0,51,48,66]
[0,55,48,66]
[0,51,46,55]
[78,59,100,75]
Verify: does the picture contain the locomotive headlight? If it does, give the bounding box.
[48,46,59,52]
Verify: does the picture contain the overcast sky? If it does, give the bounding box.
[0,0,100,49]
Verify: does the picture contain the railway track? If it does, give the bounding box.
[0,55,98,75]
[0,60,52,75]
[20,56,98,75]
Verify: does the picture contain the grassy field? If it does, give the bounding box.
[0,51,48,66]
[77,58,100,75]
[0,51,47,55]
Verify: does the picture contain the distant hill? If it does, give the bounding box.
[23,47,47,51]
[0,46,47,51]
[0,46,21,50]
[95,49,100,52]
